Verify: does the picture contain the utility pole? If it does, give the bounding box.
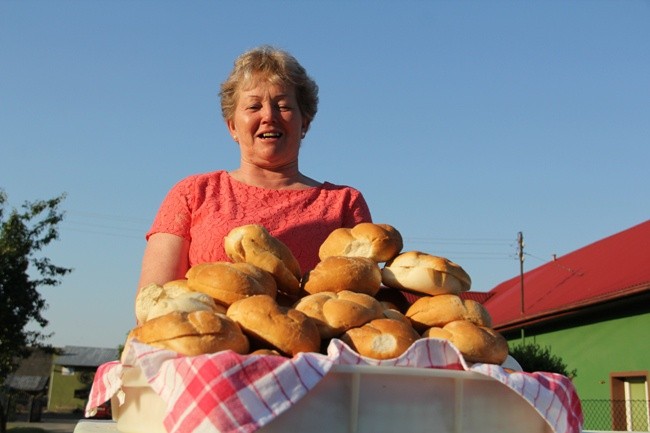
[518,231,526,344]
[518,231,525,314]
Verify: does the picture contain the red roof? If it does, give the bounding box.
[484,220,650,330]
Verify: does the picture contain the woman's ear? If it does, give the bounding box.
[227,119,238,141]
[301,119,310,136]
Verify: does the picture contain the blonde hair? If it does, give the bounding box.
[219,46,319,129]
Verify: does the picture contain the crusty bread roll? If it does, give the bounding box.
[227,295,320,356]
[302,256,382,296]
[135,280,224,324]
[319,223,403,263]
[293,291,385,339]
[340,318,420,360]
[128,310,250,357]
[405,294,492,331]
[224,224,302,297]
[185,261,277,307]
[422,320,508,364]
[381,251,471,296]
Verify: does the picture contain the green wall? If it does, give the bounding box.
[507,309,650,399]
[47,366,94,412]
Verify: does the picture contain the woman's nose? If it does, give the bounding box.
[260,104,278,122]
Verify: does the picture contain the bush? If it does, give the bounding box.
[509,342,577,379]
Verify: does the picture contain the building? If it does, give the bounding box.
[481,219,650,432]
[3,348,54,421]
[5,346,118,417]
[48,346,119,412]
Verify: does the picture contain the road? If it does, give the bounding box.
[8,412,85,433]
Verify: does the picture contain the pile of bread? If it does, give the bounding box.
[128,223,508,365]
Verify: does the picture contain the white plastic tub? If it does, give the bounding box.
[112,365,553,433]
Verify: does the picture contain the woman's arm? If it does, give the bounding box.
[137,232,190,292]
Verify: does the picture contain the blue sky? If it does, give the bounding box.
[2,0,648,349]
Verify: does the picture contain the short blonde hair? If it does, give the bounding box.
[219,46,319,128]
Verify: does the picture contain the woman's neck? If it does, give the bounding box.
[229,163,320,190]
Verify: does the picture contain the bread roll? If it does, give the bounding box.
[129,310,250,357]
[293,291,385,339]
[381,251,471,296]
[227,295,320,356]
[340,318,420,360]
[224,224,302,297]
[186,261,277,307]
[302,256,382,296]
[405,294,492,331]
[319,223,403,263]
[136,280,223,324]
[423,320,508,364]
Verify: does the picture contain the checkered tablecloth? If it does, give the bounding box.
[87,338,583,433]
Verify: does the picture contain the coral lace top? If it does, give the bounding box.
[146,171,372,274]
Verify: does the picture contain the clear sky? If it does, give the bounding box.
[2,0,648,349]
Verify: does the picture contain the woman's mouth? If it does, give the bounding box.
[259,132,282,139]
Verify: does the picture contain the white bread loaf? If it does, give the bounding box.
[318,223,403,263]
[224,224,302,297]
[302,256,382,296]
[185,261,277,307]
[340,318,420,360]
[381,251,471,296]
[405,294,492,331]
[423,320,508,365]
[293,290,385,339]
[135,280,224,324]
[227,295,320,356]
[128,310,250,357]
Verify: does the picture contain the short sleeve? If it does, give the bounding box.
[146,177,195,241]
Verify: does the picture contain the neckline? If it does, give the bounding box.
[223,171,326,192]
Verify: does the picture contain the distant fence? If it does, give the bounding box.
[581,399,649,432]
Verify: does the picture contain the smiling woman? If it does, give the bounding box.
[136,46,373,314]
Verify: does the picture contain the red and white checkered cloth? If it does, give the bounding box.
[87,338,583,433]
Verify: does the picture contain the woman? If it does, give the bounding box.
[138,46,372,290]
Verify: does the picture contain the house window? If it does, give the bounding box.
[610,371,649,431]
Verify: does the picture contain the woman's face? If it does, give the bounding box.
[227,79,307,170]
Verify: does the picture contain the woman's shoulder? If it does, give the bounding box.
[321,181,364,195]
[172,170,228,187]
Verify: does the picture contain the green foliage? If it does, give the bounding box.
[510,341,577,379]
[0,189,72,381]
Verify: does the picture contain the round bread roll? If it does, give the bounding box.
[186,261,276,307]
[129,310,250,357]
[293,290,385,339]
[405,294,492,331]
[224,224,302,297]
[227,295,320,356]
[340,318,420,360]
[319,223,403,263]
[302,256,382,296]
[381,251,471,296]
[135,280,224,324]
[422,320,508,365]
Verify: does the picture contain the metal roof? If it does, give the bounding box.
[54,346,119,367]
[484,219,650,330]
[5,375,49,392]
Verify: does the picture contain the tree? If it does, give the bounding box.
[0,189,72,432]
[509,341,578,379]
